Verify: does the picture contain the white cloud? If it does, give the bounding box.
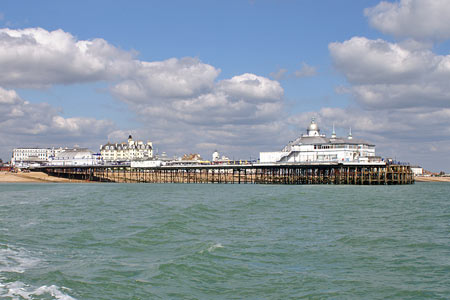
[0,87,114,158]
[111,57,220,103]
[365,0,450,41]
[329,37,450,108]
[108,58,287,157]
[329,37,440,84]
[0,27,291,159]
[0,27,135,88]
[217,73,283,102]
[111,71,287,157]
[326,0,450,171]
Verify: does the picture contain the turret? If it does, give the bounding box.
[331,123,336,139]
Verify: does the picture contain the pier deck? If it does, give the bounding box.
[37,163,414,185]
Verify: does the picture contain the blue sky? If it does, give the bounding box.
[1,0,450,172]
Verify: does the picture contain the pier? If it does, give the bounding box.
[38,163,414,185]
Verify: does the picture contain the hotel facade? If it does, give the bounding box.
[11,147,65,167]
[100,135,153,162]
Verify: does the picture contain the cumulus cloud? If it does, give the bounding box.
[111,71,287,157]
[0,87,114,158]
[329,37,450,108]
[323,0,450,171]
[365,0,450,41]
[0,27,135,88]
[217,73,283,102]
[111,57,220,103]
[329,37,439,85]
[0,27,290,159]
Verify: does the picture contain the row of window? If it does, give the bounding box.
[317,155,339,160]
[103,145,151,150]
[313,144,372,150]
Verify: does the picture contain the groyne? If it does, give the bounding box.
[37,163,414,185]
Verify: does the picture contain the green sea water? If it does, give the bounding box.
[0,182,448,299]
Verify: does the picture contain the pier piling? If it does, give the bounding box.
[40,163,414,185]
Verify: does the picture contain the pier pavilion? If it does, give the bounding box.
[260,118,379,164]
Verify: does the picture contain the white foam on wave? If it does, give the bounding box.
[0,245,40,274]
[199,243,224,254]
[0,244,77,300]
[208,243,223,252]
[0,281,77,300]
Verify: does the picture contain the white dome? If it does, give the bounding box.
[307,118,320,136]
[56,150,93,159]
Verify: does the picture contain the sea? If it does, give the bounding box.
[0,182,448,300]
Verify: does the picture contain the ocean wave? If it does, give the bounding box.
[0,281,76,300]
[0,244,76,300]
[199,243,224,254]
[0,244,40,274]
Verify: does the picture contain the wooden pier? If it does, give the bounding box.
[38,163,414,185]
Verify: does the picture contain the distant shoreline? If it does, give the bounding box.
[0,171,85,183]
[414,176,450,183]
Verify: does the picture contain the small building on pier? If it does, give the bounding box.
[48,148,101,166]
[260,118,379,163]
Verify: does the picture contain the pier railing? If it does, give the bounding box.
[37,163,414,185]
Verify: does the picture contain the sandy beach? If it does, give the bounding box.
[414,176,450,183]
[0,171,83,183]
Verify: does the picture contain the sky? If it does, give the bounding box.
[0,0,450,172]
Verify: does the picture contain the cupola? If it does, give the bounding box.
[307,118,321,137]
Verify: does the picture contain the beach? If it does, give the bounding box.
[414,176,450,182]
[0,171,82,183]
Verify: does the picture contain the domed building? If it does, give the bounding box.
[49,149,101,166]
[260,118,378,164]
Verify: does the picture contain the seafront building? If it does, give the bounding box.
[410,166,424,176]
[260,118,379,164]
[100,135,153,162]
[11,147,102,167]
[212,150,231,163]
[48,149,101,166]
[11,147,65,167]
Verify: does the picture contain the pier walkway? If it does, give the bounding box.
[36,163,414,185]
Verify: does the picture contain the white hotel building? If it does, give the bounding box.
[11,147,64,167]
[260,118,379,164]
[11,147,100,167]
[100,135,153,162]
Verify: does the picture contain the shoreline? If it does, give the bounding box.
[414,176,450,183]
[0,171,85,183]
